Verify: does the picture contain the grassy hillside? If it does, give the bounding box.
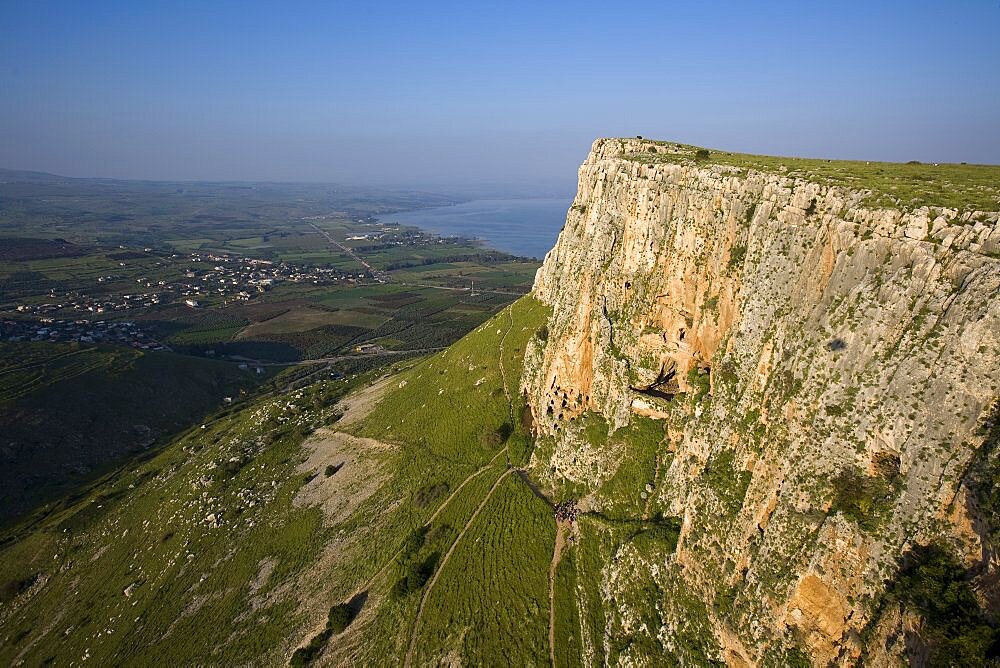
[0,373,353,665]
[321,295,553,664]
[0,297,553,665]
[0,342,261,525]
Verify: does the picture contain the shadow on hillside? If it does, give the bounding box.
[348,590,368,616]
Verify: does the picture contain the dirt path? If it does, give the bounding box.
[548,520,567,667]
[404,468,514,667]
[514,469,554,507]
[426,446,509,525]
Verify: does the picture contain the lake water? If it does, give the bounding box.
[385,197,571,259]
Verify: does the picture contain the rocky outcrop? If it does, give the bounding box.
[522,138,1000,664]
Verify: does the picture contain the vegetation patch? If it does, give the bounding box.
[686,367,711,402]
[392,525,442,597]
[965,402,1000,541]
[829,465,898,531]
[288,602,358,666]
[890,544,998,666]
[726,245,747,272]
[702,450,751,514]
[596,416,664,519]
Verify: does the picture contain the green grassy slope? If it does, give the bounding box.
[0,342,260,525]
[0,375,357,665]
[411,474,553,665]
[0,296,555,666]
[319,295,554,665]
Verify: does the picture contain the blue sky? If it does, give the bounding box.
[1,0,998,192]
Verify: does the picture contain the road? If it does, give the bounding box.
[306,221,390,282]
[233,347,444,367]
[397,281,531,298]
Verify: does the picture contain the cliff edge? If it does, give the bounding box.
[522,138,1000,664]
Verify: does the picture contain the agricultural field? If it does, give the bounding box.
[0,170,538,366]
[0,168,458,248]
[0,247,535,363]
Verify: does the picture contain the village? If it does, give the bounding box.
[0,317,168,350]
[6,251,367,317]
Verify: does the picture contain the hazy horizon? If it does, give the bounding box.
[3,1,999,191]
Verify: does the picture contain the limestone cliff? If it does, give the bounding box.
[522,138,1000,665]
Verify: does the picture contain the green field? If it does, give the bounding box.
[1,239,536,364]
[0,298,552,665]
[0,168,539,367]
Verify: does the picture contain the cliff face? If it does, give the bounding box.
[522,139,1000,664]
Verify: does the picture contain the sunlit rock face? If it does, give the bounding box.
[522,138,1000,664]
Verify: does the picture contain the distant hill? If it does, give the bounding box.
[0,236,91,261]
[0,168,80,184]
[0,342,258,525]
